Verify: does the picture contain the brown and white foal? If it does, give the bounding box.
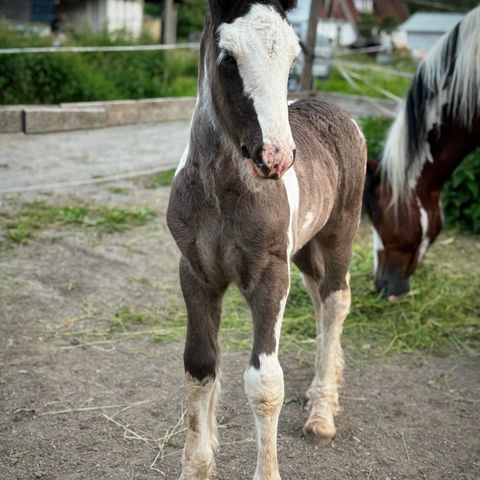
[167,1,366,478]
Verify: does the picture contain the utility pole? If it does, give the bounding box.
[301,0,323,91]
[162,0,178,44]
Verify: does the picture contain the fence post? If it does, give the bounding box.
[301,0,322,91]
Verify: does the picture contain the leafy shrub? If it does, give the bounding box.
[443,152,480,233]
[0,21,198,104]
[359,117,480,234]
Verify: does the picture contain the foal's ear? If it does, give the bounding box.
[280,0,298,11]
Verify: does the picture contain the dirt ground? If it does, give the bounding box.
[1,181,479,480]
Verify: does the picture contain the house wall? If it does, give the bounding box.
[105,0,143,38]
[0,0,31,22]
[406,31,445,54]
[318,20,357,46]
[55,0,143,38]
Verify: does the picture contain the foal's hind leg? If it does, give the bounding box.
[295,243,351,443]
[303,275,350,443]
[179,257,226,480]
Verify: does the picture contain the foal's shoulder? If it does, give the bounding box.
[289,98,363,145]
[289,98,350,124]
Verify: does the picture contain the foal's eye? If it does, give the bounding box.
[222,52,237,66]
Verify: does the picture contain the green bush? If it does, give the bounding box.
[443,153,480,233]
[0,21,198,104]
[177,0,205,39]
[359,117,480,234]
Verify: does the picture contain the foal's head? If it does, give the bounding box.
[364,160,442,299]
[205,1,300,180]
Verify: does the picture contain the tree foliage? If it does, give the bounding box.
[177,0,205,39]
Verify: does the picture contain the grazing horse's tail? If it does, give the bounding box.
[381,6,480,207]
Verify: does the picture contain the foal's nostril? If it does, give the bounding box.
[241,145,251,159]
[274,146,280,155]
[292,148,297,163]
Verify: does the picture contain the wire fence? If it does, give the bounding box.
[0,41,408,113]
[0,42,201,55]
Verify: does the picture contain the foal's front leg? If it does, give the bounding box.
[244,260,289,480]
[179,258,225,480]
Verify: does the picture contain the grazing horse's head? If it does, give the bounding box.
[204,1,300,180]
[364,159,443,299]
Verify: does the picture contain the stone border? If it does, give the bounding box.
[0,94,396,134]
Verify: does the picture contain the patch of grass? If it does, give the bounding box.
[317,65,410,100]
[108,187,130,195]
[141,168,176,188]
[0,201,155,248]
[110,306,146,331]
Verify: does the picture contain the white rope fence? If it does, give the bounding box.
[0,42,201,55]
[0,165,176,195]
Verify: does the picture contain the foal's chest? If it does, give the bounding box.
[167,166,291,282]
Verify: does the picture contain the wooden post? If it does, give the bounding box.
[162,0,177,44]
[301,0,323,91]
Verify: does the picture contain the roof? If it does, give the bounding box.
[319,0,409,23]
[289,0,409,25]
[374,0,409,23]
[399,12,464,33]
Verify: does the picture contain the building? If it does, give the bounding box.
[396,12,465,56]
[0,0,55,24]
[289,0,409,46]
[0,0,145,38]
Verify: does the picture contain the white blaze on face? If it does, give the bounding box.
[218,4,301,147]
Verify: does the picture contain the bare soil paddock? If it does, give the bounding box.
[1,182,479,480]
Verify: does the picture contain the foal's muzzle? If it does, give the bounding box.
[243,142,296,179]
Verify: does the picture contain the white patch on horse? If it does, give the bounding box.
[244,353,284,480]
[218,4,300,147]
[417,198,430,261]
[350,117,365,143]
[176,143,190,176]
[303,210,314,230]
[372,226,384,274]
[283,164,300,257]
[274,295,288,355]
[182,375,220,479]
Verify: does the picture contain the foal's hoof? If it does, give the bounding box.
[303,418,336,447]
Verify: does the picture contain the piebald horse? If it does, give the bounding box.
[365,6,480,298]
[167,1,366,478]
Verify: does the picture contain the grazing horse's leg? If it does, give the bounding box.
[243,260,289,480]
[179,257,226,480]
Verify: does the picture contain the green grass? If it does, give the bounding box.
[141,168,176,188]
[108,187,130,195]
[0,201,155,248]
[317,65,411,100]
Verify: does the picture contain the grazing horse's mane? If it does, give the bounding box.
[381,6,480,206]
